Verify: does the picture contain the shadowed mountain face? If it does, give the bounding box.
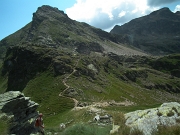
[110,7,180,55]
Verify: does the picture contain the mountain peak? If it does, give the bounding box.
[110,7,180,55]
[32,5,68,26]
[150,7,173,17]
[31,5,71,32]
[159,7,170,11]
[37,5,67,15]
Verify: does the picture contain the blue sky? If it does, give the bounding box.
[0,0,180,40]
[0,0,76,40]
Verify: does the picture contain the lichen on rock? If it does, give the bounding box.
[125,102,180,135]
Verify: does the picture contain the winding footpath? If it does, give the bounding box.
[59,58,80,108]
[59,57,134,110]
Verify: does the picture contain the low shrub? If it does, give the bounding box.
[167,110,175,117]
[155,125,180,135]
[130,128,144,135]
[112,112,143,135]
[60,123,111,135]
[0,116,10,134]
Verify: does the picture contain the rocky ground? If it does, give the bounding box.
[0,91,39,135]
[125,102,180,135]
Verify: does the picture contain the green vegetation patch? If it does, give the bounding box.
[0,114,12,135]
[22,72,74,127]
[150,54,180,77]
[60,123,111,135]
[0,119,9,134]
[155,125,180,135]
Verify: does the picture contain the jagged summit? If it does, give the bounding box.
[32,5,69,23]
[110,7,180,55]
[111,7,180,35]
[31,5,73,33]
[149,7,178,19]
[31,5,74,39]
[150,7,171,15]
[36,5,67,15]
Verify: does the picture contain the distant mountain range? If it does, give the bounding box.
[0,5,145,59]
[1,6,180,56]
[111,7,180,55]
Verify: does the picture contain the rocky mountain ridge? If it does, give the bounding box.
[110,7,180,55]
[0,5,146,59]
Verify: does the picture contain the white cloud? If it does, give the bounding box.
[119,11,126,18]
[65,0,158,30]
[174,5,180,12]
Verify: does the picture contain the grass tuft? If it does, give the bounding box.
[60,123,111,135]
[0,115,11,135]
[155,125,180,135]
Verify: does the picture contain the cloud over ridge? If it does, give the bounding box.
[147,0,180,6]
[66,0,179,31]
[174,5,180,12]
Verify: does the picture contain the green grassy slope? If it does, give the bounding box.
[22,71,74,127]
[150,54,180,77]
[1,46,180,134]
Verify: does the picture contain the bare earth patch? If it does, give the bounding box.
[72,100,134,111]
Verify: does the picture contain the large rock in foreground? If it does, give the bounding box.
[0,91,39,135]
[125,102,180,135]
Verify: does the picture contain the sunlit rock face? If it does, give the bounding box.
[0,91,39,135]
[125,102,180,135]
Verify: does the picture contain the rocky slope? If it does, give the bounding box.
[0,5,145,58]
[0,91,39,135]
[2,45,180,95]
[2,46,75,91]
[110,7,180,55]
[150,54,180,78]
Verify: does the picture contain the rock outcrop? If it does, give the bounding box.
[125,102,180,135]
[0,91,39,135]
[2,46,75,91]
